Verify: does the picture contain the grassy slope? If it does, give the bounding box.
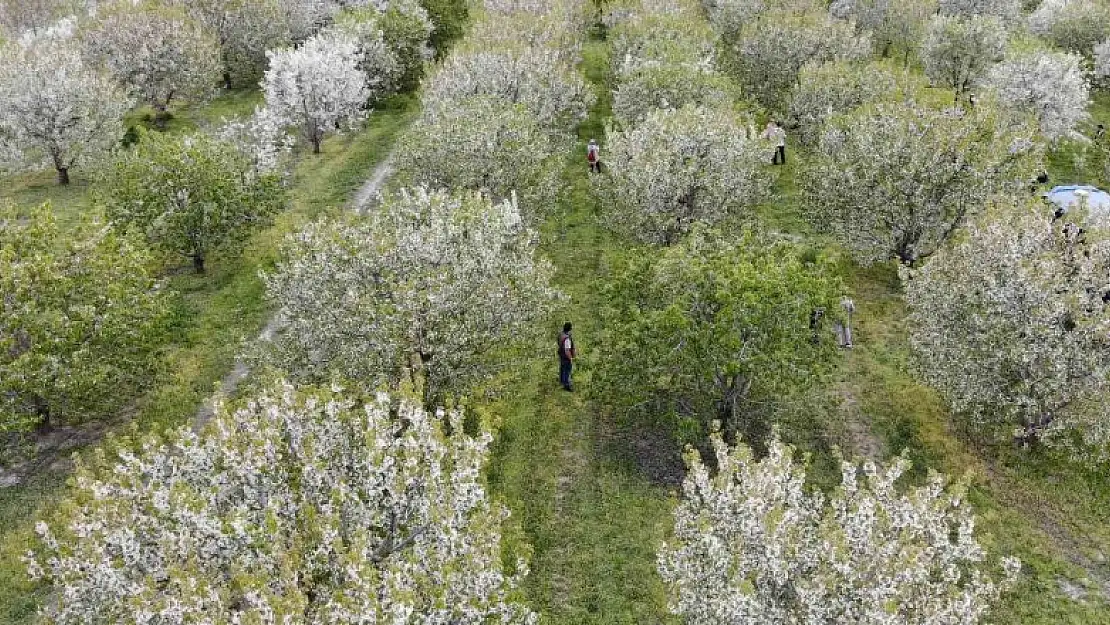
[0,92,418,625]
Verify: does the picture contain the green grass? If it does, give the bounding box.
[1045,91,1110,190]
[0,93,418,625]
[486,37,678,624]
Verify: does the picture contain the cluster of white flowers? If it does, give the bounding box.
[220,0,432,161]
[1096,38,1110,84]
[803,100,1042,264]
[215,106,295,175]
[938,0,1022,22]
[709,2,872,111]
[828,0,936,60]
[263,29,370,153]
[394,0,590,221]
[1028,0,1110,56]
[599,104,769,245]
[79,1,222,114]
[982,49,1090,143]
[921,13,1007,97]
[422,44,594,131]
[787,59,901,145]
[168,0,294,88]
[0,29,132,184]
[29,380,537,624]
[261,187,559,407]
[704,0,822,38]
[600,0,770,245]
[903,197,1110,456]
[660,432,1020,624]
[608,0,730,126]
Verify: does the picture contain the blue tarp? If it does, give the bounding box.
[1044,185,1110,222]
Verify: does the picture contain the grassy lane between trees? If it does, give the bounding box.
[0,93,419,625]
[486,36,679,625]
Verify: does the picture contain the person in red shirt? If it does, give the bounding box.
[558,322,576,391]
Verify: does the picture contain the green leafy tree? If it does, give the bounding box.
[593,229,844,440]
[418,0,468,58]
[0,204,173,433]
[98,131,286,274]
[380,0,435,92]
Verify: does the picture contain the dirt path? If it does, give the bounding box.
[350,155,394,213]
[192,154,397,432]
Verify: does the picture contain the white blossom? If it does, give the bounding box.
[983,49,1090,142]
[29,379,538,624]
[466,8,584,63]
[214,106,294,175]
[261,187,559,408]
[938,0,1021,22]
[422,44,594,132]
[612,64,736,126]
[728,9,872,111]
[323,14,401,101]
[829,0,936,61]
[610,5,716,73]
[598,104,772,246]
[787,60,901,145]
[168,0,294,89]
[1028,0,1110,56]
[263,29,370,153]
[80,2,221,114]
[0,35,131,184]
[921,14,1007,97]
[1096,39,1110,84]
[903,197,1110,455]
[0,0,72,36]
[278,0,339,40]
[803,100,1042,264]
[393,95,563,217]
[660,432,1019,625]
[704,0,823,38]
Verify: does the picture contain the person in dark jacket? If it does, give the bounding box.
[558,322,576,391]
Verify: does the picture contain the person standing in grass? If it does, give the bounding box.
[762,121,787,165]
[558,322,576,391]
[587,139,601,173]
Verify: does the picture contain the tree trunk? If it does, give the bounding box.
[56,166,70,186]
[193,253,206,274]
[1015,413,1055,448]
[153,104,171,130]
[34,397,51,433]
[311,134,322,154]
[223,71,233,91]
[419,352,435,412]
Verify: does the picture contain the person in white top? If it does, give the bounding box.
[761,121,787,165]
[586,139,601,174]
